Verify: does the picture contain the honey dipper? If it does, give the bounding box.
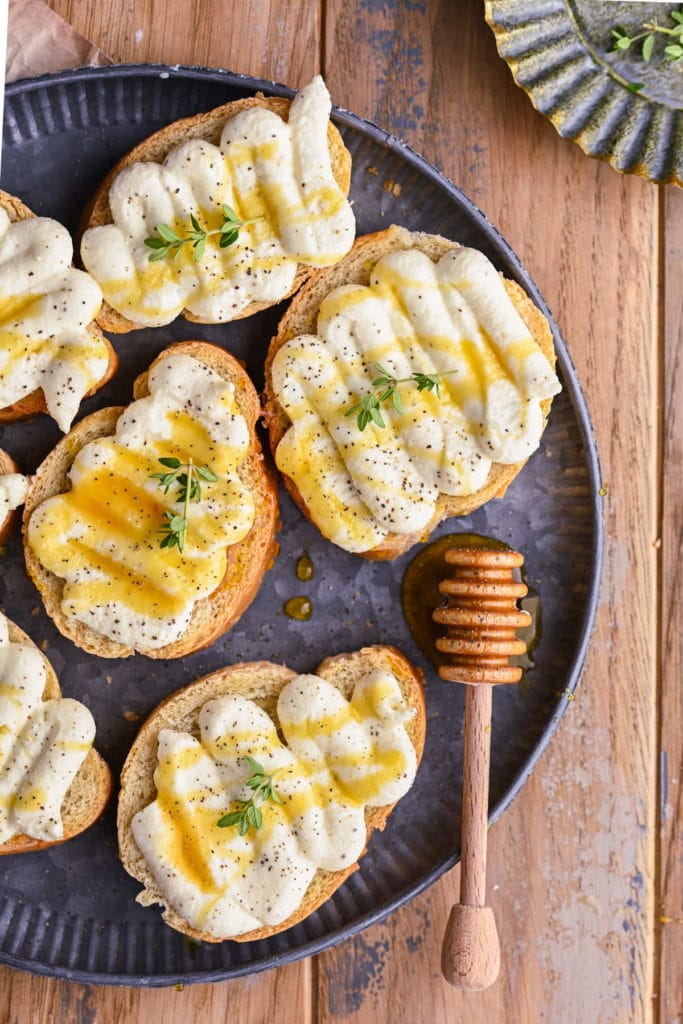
[433,547,530,990]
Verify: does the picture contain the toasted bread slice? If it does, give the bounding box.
[0,447,22,544]
[264,224,558,560]
[0,189,117,425]
[22,341,279,659]
[118,644,426,942]
[0,616,112,855]
[80,93,352,333]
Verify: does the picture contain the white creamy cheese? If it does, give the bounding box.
[27,354,256,651]
[272,245,562,552]
[0,209,107,431]
[0,612,95,844]
[132,669,417,939]
[81,76,355,327]
[0,472,27,521]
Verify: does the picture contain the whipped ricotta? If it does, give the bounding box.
[0,611,95,844]
[0,208,107,431]
[132,668,417,939]
[27,354,256,651]
[0,472,27,521]
[81,76,355,327]
[272,245,561,552]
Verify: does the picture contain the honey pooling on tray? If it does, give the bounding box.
[433,548,531,684]
[284,596,313,621]
[296,551,314,581]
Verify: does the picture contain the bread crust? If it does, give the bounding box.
[0,617,112,855]
[117,645,426,942]
[0,189,118,424]
[264,225,558,560]
[0,447,21,545]
[79,94,353,333]
[22,341,280,659]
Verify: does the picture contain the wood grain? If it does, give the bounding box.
[658,184,682,1023]
[320,2,659,1021]
[0,0,672,1021]
[45,0,321,86]
[0,959,311,1024]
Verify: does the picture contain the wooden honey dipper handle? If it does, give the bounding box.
[434,547,531,991]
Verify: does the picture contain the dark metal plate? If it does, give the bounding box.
[0,65,603,986]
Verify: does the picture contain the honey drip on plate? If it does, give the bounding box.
[284,596,313,621]
[401,533,541,677]
[296,551,314,581]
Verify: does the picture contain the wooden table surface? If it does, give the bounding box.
[1,2,680,1022]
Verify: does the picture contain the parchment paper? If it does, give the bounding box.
[6,0,110,83]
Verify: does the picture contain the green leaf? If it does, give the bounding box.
[190,213,201,232]
[642,33,655,60]
[615,35,632,50]
[345,404,360,417]
[370,406,385,428]
[217,810,243,828]
[159,457,182,469]
[373,362,392,377]
[156,223,179,242]
[671,10,683,23]
[148,248,168,262]
[270,790,284,805]
[244,755,264,774]
[237,817,249,836]
[627,82,645,92]
[392,389,404,414]
[193,237,206,262]
[665,42,683,58]
[197,466,218,482]
[253,806,263,829]
[144,236,167,249]
[220,227,239,248]
[222,203,240,223]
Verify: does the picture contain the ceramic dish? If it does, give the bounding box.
[486,0,683,185]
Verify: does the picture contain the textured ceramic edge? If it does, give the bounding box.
[0,62,605,986]
[485,0,683,187]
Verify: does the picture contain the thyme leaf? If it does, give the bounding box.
[150,457,217,552]
[344,362,457,432]
[216,756,283,836]
[144,204,261,263]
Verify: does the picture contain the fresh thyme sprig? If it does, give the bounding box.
[344,362,457,432]
[611,8,683,64]
[144,204,261,263]
[216,756,283,836]
[150,456,217,552]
